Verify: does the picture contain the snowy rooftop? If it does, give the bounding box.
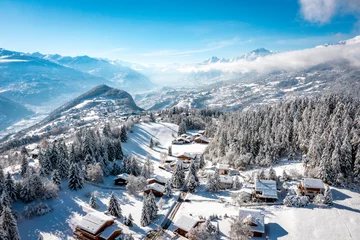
[77,212,114,235]
[219,175,233,184]
[255,180,278,199]
[301,178,325,189]
[114,173,129,181]
[99,224,121,239]
[144,183,165,193]
[195,136,209,142]
[174,215,203,232]
[239,209,265,234]
[148,175,168,184]
[217,163,229,170]
[177,152,196,159]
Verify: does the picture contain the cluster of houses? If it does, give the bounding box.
[172,131,209,145]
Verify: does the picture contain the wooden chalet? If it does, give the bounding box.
[113,173,129,186]
[176,152,196,161]
[216,163,230,175]
[143,183,165,197]
[147,175,168,186]
[194,136,210,144]
[219,175,233,189]
[173,215,205,238]
[254,180,278,202]
[239,209,265,237]
[299,178,325,197]
[74,212,121,240]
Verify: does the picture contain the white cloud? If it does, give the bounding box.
[177,42,360,74]
[299,0,360,24]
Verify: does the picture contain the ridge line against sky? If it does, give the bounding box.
[0,0,359,66]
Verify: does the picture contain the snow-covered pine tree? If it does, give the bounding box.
[68,163,84,190]
[84,154,94,166]
[20,177,36,203]
[5,173,17,202]
[324,187,333,205]
[164,180,172,197]
[57,158,70,179]
[51,170,61,186]
[282,170,289,181]
[89,192,99,209]
[199,154,206,169]
[1,191,11,209]
[1,206,20,240]
[171,164,185,189]
[178,120,187,136]
[140,194,151,226]
[122,156,130,174]
[186,174,197,193]
[111,162,122,175]
[107,192,122,218]
[188,160,199,183]
[213,169,221,190]
[120,126,128,143]
[259,169,266,180]
[129,156,141,176]
[20,155,28,177]
[147,191,158,221]
[268,167,277,180]
[126,213,133,227]
[232,176,241,189]
[113,139,124,160]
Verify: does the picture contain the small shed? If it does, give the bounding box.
[144,183,165,197]
[239,209,265,237]
[216,163,230,175]
[173,215,205,237]
[194,136,210,144]
[113,173,129,186]
[254,180,278,201]
[299,178,325,197]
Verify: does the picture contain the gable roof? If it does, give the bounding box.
[148,175,168,184]
[77,212,114,235]
[194,136,210,143]
[219,175,233,184]
[217,163,229,170]
[255,180,278,199]
[99,224,121,239]
[177,152,196,159]
[301,178,325,189]
[239,209,265,234]
[144,183,165,193]
[174,215,203,232]
[114,173,129,181]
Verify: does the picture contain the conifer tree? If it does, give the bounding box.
[5,173,17,202]
[268,167,277,180]
[171,164,185,188]
[20,155,28,177]
[114,139,124,160]
[147,191,158,220]
[1,206,20,240]
[51,170,61,186]
[186,174,197,193]
[107,192,122,218]
[164,180,172,197]
[199,154,206,169]
[168,146,172,156]
[233,176,241,189]
[89,192,99,209]
[111,162,122,175]
[68,163,84,190]
[149,138,154,149]
[140,194,150,227]
[58,158,70,179]
[120,126,128,142]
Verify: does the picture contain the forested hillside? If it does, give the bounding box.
[205,94,360,185]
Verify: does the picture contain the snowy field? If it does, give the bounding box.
[12,122,211,239]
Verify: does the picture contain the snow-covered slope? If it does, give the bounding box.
[0,95,34,130]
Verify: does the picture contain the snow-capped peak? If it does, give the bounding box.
[339,35,360,45]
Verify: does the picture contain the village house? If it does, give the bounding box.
[216,163,230,175]
[74,212,122,240]
[29,148,40,159]
[173,215,205,238]
[239,209,265,237]
[299,178,325,197]
[172,137,191,145]
[176,152,196,161]
[219,175,233,189]
[194,135,210,144]
[143,183,165,197]
[147,175,168,186]
[254,180,278,202]
[113,173,129,186]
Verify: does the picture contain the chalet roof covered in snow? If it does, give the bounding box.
[194,135,210,143]
[114,173,129,181]
[219,175,233,184]
[77,212,114,235]
[255,180,278,199]
[301,178,325,189]
[176,152,196,159]
[99,224,121,239]
[144,183,165,193]
[148,175,168,184]
[174,215,202,232]
[239,209,265,234]
[217,163,229,170]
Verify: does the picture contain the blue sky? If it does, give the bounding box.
[0,0,359,65]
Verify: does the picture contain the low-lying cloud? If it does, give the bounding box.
[177,42,360,74]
